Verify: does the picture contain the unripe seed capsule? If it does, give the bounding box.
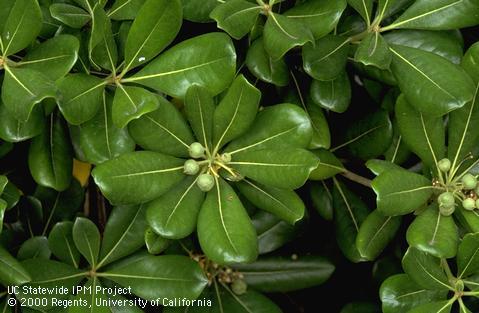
[189,142,205,158]
[220,153,232,163]
[439,204,455,216]
[437,158,451,172]
[183,159,200,175]
[461,173,478,190]
[476,199,479,210]
[231,279,247,295]
[463,198,476,211]
[437,192,455,207]
[197,174,215,192]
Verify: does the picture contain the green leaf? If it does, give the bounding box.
[144,228,170,254]
[231,148,319,189]
[456,232,479,278]
[146,176,204,239]
[2,67,57,122]
[283,0,346,39]
[347,0,373,24]
[210,0,261,40]
[387,0,479,30]
[57,74,107,125]
[184,85,215,152]
[389,45,475,116]
[252,211,298,254]
[355,33,392,70]
[341,303,381,313]
[197,178,258,264]
[98,204,147,268]
[372,169,433,216]
[69,278,110,313]
[181,0,219,23]
[366,159,404,175]
[0,200,6,233]
[20,35,79,81]
[92,151,185,204]
[0,101,44,143]
[112,85,160,128]
[50,3,90,28]
[303,35,350,81]
[384,30,464,65]
[129,96,195,158]
[380,274,448,313]
[72,217,100,267]
[376,0,414,21]
[237,179,305,224]
[125,32,236,98]
[463,42,479,82]
[102,254,208,300]
[306,99,331,149]
[246,37,289,86]
[407,205,458,259]
[356,210,402,261]
[109,0,146,20]
[17,236,51,260]
[310,181,333,221]
[310,71,351,113]
[79,91,136,164]
[402,247,450,290]
[218,289,282,313]
[454,209,479,234]
[263,12,314,60]
[213,75,261,151]
[48,221,81,268]
[232,255,335,292]
[225,103,312,156]
[0,0,15,32]
[340,109,393,160]
[407,301,453,313]
[28,112,73,191]
[333,180,370,262]
[0,245,31,286]
[395,95,445,168]
[123,0,182,71]
[90,6,118,72]
[1,0,42,56]
[309,148,345,180]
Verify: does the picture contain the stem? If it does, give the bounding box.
[340,170,372,188]
[441,259,455,281]
[458,298,469,313]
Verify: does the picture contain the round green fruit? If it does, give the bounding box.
[183,159,200,175]
[231,279,247,295]
[438,192,455,207]
[461,173,478,190]
[439,204,455,216]
[189,142,205,158]
[197,173,215,192]
[437,158,451,172]
[463,198,476,211]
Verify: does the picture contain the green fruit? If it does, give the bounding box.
[476,199,479,209]
[438,192,455,207]
[220,153,232,163]
[231,279,247,295]
[439,204,455,216]
[437,158,451,172]
[184,159,200,175]
[463,198,476,211]
[189,142,205,158]
[197,173,215,192]
[454,279,465,292]
[461,173,478,190]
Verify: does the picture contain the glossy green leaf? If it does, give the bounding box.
[218,289,282,313]
[79,91,136,164]
[57,74,107,125]
[463,42,479,82]
[246,37,289,86]
[310,72,351,113]
[402,247,450,290]
[92,151,185,204]
[380,274,448,313]
[146,176,204,239]
[333,180,370,262]
[129,96,194,158]
[306,99,331,149]
[237,179,305,224]
[98,204,147,268]
[112,85,160,128]
[90,6,118,72]
[456,232,479,278]
[123,0,182,71]
[181,0,218,22]
[387,0,479,30]
[0,245,31,286]
[197,178,258,264]
[396,95,445,168]
[144,228,170,254]
[1,0,42,56]
[372,169,433,216]
[103,254,208,300]
[2,67,57,122]
[17,236,51,260]
[310,181,333,221]
[356,210,401,261]
[28,112,73,191]
[0,0,15,32]
[0,199,6,233]
[341,303,381,313]
[72,217,100,267]
[407,301,452,313]
[355,32,392,70]
[69,278,110,313]
[347,0,373,24]
[284,0,346,39]
[366,159,403,176]
[376,0,414,21]
[454,209,479,234]
[126,32,236,98]
[390,44,475,116]
[48,221,81,268]
[20,35,79,81]
[231,148,319,189]
[210,0,261,40]
[309,148,345,180]
[109,0,146,20]
[50,3,90,28]
[263,12,314,60]
[232,255,335,292]
[225,103,312,156]
[184,85,215,151]
[0,102,44,143]
[252,210,298,255]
